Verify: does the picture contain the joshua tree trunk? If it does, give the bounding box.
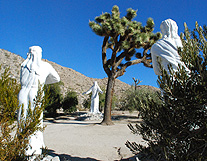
[89,6,161,125]
[101,75,115,125]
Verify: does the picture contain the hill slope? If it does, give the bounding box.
[0,48,132,106]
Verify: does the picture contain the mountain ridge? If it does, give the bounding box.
[0,48,160,107]
[0,48,132,106]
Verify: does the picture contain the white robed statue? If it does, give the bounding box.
[83,81,103,114]
[17,46,60,155]
[151,19,188,75]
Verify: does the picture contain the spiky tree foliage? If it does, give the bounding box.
[126,23,207,160]
[0,66,47,161]
[89,5,161,125]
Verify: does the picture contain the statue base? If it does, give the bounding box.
[28,154,60,161]
[42,155,60,161]
[77,112,103,121]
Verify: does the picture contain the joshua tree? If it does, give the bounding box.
[132,77,142,91]
[89,5,161,125]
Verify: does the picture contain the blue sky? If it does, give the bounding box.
[0,0,206,88]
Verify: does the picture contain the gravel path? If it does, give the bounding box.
[43,111,144,161]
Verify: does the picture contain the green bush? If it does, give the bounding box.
[82,93,92,110]
[62,90,78,113]
[126,23,207,160]
[0,66,46,161]
[119,85,161,112]
[0,67,20,123]
[44,82,63,117]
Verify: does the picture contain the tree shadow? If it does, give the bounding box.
[59,154,99,161]
[111,115,142,124]
[44,111,142,125]
[112,115,138,120]
[47,149,100,161]
[115,156,138,161]
[44,119,99,125]
[44,111,88,120]
[47,149,137,161]
[44,111,101,125]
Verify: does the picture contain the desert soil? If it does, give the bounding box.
[43,111,145,161]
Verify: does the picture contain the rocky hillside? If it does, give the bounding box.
[0,49,132,106]
[0,49,160,108]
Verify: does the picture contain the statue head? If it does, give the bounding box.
[93,81,98,87]
[160,19,179,39]
[21,46,43,73]
[29,46,42,62]
[28,46,42,69]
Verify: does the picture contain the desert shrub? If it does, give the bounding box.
[119,85,161,112]
[0,66,47,161]
[126,23,207,160]
[99,88,106,112]
[0,67,20,123]
[82,93,92,110]
[44,81,63,117]
[62,90,78,113]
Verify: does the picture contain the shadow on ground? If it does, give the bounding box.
[59,154,99,161]
[47,149,138,161]
[44,111,143,126]
[47,149,100,161]
[58,154,138,161]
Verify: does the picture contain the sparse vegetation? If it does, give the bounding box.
[119,85,161,112]
[4,52,10,58]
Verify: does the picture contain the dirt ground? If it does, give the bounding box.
[43,111,145,161]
